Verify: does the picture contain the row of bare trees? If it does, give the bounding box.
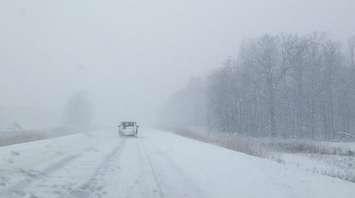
[161,33,355,140]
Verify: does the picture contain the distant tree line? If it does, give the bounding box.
[161,33,355,140]
[63,91,93,130]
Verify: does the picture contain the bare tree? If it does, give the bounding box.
[161,32,355,141]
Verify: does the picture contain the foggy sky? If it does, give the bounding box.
[1,0,355,127]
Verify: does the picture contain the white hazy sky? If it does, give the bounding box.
[1,0,355,127]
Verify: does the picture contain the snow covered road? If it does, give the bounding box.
[1,129,355,198]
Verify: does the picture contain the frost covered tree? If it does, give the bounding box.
[161,33,355,141]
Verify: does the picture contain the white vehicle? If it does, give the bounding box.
[118,121,139,137]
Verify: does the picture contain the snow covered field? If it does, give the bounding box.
[1,128,355,198]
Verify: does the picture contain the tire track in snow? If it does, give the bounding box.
[138,139,165,198]
[0,153,82,197]
[143,139,207,198]
[67,138,126,198]
[122,137,165,198]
